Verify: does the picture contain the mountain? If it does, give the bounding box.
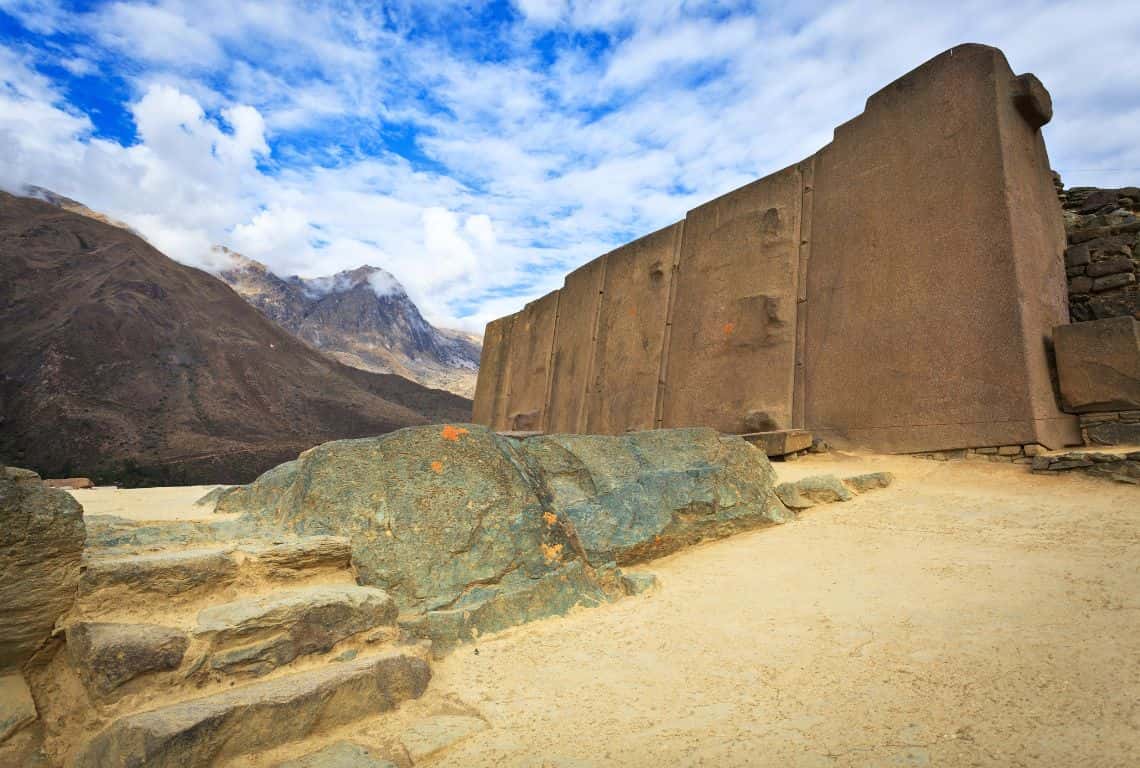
[0,192,473,486]
[218,251,482,397]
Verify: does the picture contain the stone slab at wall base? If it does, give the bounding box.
[742,430,813,457]
[1054,317,1140,413]
[472,44,1080,454]
[1080,411,1140,446]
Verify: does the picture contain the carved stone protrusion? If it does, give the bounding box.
[1013,73,1052,128]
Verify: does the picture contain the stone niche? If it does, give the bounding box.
[472,44,1081,453]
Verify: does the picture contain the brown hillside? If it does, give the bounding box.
[0,193,472,485]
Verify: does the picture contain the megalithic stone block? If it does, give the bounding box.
[1054,317,1140,413]
[471,44,1080,453]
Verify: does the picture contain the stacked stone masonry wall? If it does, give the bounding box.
[1060,183,1140,322]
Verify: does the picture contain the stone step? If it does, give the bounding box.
[73,646,431,768]
[195,585,398,677]
[77,537,353,615]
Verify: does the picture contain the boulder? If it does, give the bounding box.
[219,426,567,612]
[219,425,788,641]
[775,475,853,509]
[66,623,189,696]
[526,429,790,564]
[0,466,85,672]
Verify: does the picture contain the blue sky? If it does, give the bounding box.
[2,1,1138,331]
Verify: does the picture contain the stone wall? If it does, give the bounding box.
[473,45,1080,454]
[1061,184,1140,322]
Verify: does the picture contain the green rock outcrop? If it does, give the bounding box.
[219,425,789,643]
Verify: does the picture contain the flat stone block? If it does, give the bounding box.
[1054,317,1140,412]
[67,622,189,695]
[741,429,813,456]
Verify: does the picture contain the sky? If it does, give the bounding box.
[1,1,1138,332]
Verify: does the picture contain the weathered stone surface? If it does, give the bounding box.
[248,537,352,579]
[842,472,894,493]
[221,426,783,641]
[0,466,85,671]
[73,648,430,768]
[66,623,188,695]
[213,459,298,514]
[527,429,790,564]
[196,585,396,675]
[1086,420,1140,446]
[399,715,487,762]
[1054,317,1140,412]
[1031,449,1139,484]
[193,485,231,507]
[0,673,36,742]
[1086,256,1135,278]
[775,475,853,510]
[80,547,239,602]
[276,741,396,768]
[221,425,563,612]
[400,562,626,652]
[1091,272,1136,292]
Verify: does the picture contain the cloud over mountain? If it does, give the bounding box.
[1,1,1138,330]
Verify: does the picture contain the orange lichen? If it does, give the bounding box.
[541,542,564,563]
[441,425,469,442]
[723,322,735,336]
[543,510,558,526]
[430,460,444,474]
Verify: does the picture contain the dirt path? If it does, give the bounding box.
[420,455,1139,767]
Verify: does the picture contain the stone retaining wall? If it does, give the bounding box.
[1061,184,1140,322]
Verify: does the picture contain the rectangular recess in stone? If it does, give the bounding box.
[661,166,803,434]
[586,223,682,434]
[546,258,606,433]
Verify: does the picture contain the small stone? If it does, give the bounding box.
[1031,456,1051,471]
[1022,444,1046,457]
[620,572,659,595]
[1091,272,1136,292]
[842,472,894,493]
[1119,410,1140,422]
[988,454,1012,462]
[975,447,998,455]
[1013,457,1034,464]
[775,475,854,509]
[1066,265,1087,278]
[1068,275,1093,293]
[399,715,487,762]
[1079,413,1119,425]
[997,445,1022,456]
[1064,243,1091,267]
[1087,256,1135,278]
[1049,459,1094,470]
[0,674,36,742]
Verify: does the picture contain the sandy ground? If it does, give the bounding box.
[62,454,1139,767]
[68,484,231,521]
[414,454,1140,767]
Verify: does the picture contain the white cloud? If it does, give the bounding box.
[1,0,1139,334]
